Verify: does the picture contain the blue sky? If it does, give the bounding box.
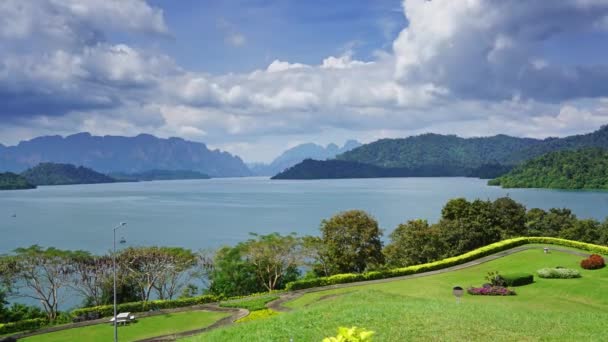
[141,0,405,74]
[1,0,608,162]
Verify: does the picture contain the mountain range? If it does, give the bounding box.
[249,140,361,176]
[273,126,608,179]
[0,133,251,177]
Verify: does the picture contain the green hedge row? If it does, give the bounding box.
[286,237,608,291]
[501,273,534,286]
[71,294,219,318]
[0,318,47,335]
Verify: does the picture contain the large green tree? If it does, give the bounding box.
[320,210,384,274]
[242,233,301,292]
[383,220,446,267]
[206,246,261,297]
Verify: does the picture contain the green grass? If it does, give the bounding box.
[219,295,279,311]
[235,309,280,323]
[21,310,230,342]
[184,248,608,341]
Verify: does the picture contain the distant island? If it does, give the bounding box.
[275,126,608,180]
[489,148,608,189]
[110,169,210,182]
[21,163,116,186]
[0,172,36,190]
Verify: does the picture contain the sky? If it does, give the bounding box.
[1,0,608,162]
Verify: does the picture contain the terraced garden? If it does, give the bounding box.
[7,241,606,341]
[185,247,608,341]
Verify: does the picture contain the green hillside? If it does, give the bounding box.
[277,125,608,180]
[21,163,116,186]
[0,172,36,190]
[188,247,608,341]
[489,148,608,189]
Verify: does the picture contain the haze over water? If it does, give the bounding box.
[2,177,608,254]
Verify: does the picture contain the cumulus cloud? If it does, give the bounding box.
[393,0,608,102]
[2,0,608,161]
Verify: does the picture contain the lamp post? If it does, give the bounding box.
[113,222,126,342]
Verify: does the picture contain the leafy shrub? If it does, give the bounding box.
[287,237,608,291]
[467,286,516,296]
[0,318,47,335]
[501,273,534,286]
[485,271,506,287]
[235,309,279,323]
[580,254,605,270]
[71,294,219,320]
[537,268,581,279]
[323,326,375,342]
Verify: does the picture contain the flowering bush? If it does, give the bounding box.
[323,327,374,342]
[537,268,581,278]
[580,254,605,270]
[467,286,516,296]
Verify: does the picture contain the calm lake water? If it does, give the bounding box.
[1,177,608,254]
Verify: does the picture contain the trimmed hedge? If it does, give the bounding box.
[501,273,534,286]
[286,237,608,291]
[0,318,47,335]
[71,294,219,319]
[537,268,581,279]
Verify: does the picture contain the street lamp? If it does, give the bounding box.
[113,222,126,342]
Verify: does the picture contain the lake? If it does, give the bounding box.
[1,177,608,254]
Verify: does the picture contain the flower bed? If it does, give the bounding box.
[537,268,581,278]
[467,286,516,296]
[580,254,605,270]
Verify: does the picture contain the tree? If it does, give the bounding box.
[559,219,602,243]
[320,210,384,274]
[383,220,446,267]
[6,246,81,321]
[441,198,470,220]
[70,253,113,306]
[301,235,333,277]
[525,208,576,237]
[492,197,526,238]
[241,233,302,292]
[437,199,501,257]
[206,246,261,297]
[153,247,197,300]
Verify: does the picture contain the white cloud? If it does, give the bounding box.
[2,0,608,162]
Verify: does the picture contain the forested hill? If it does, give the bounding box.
[0,172,36,190]
[338,133,541,169]
[21,163,116,186]
[489,148,608,189]
[0,133,251,177]
[277,126,608,179]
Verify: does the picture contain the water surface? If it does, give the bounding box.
[1,177,607,254]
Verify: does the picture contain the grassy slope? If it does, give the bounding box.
[188,249,608,341]
[22,311,229,342]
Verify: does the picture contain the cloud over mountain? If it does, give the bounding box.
[1,0,608,161]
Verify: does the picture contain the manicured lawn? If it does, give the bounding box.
[184,248,608,341]
[219,295,279,311]
[22,310,230,342]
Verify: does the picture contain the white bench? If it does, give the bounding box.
[109,312,136,325]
